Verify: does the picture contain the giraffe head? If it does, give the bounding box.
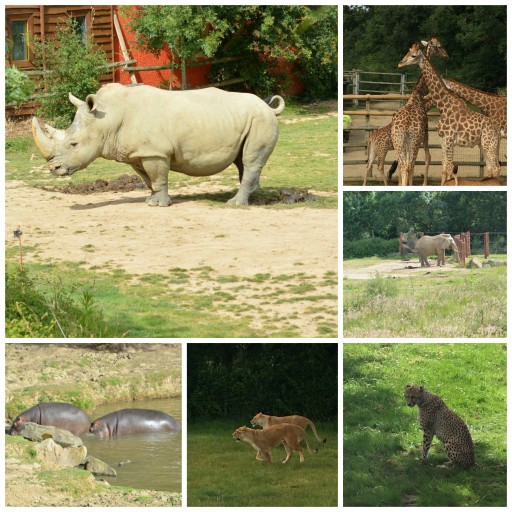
[422,37,449,60]
[397,44,422,68]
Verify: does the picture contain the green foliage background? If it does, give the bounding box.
[33,17,108,127]
[126,5,337,98]
[343,191,507,245]
[344,343,506,506]
[343,5,506,92]
[188,344,338,421]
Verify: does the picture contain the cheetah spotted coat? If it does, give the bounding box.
[405,385,474,468]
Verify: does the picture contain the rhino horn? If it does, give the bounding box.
[32,117,55,160]
[69,92,85,108]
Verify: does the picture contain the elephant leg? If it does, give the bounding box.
[140,157,172,207]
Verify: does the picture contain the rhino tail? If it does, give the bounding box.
[266,95,285,116]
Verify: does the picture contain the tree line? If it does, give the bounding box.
[187,344,338,422]
[343,192,507,242]
[343,5,506,92]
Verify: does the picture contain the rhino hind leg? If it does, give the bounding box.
[227,165,262,205]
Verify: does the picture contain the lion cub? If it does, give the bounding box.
[251,412,327,445]
[232,424,316,463]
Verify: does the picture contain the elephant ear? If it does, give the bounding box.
[441,237,452,249]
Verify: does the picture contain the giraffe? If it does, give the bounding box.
[390,37,448,186]
[363,122,393,185]
[442,78,506,137]
[398,43,501,184]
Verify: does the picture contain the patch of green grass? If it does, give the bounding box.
[343,343,506,507]
[6,115,337,204]
[344,264,506,338]
[188,421,338,507]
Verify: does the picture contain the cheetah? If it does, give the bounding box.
[405,385,474,468]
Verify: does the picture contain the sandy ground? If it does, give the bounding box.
[343,101,507,184]
[5,343,181,506]
[6,181,337,277]
[343,259,459,279]
[6,180,338,337]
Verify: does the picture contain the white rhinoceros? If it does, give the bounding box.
[32,83,285,206]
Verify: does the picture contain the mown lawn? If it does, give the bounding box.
[187,421,338,507]
[343,260,506,338]
[343,343,506,507]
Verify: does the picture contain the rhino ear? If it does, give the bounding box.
[69,93,85,109]
[86,94,98,113]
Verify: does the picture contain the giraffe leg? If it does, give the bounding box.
[440,140,454,185]
[481,127,501,178]
[423,136,430,186]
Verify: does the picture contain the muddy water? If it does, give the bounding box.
[83,398,181,492]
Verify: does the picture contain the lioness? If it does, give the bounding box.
[232,424,316,463]
[251,412,327,445]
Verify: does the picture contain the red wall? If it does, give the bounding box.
[113,7,210,88]
[113,7,303,95]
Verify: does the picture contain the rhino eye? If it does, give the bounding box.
[70,142,78,148]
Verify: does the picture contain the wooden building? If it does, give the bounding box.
[6,5,115,80]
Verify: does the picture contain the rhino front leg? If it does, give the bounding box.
[140,157,172,207]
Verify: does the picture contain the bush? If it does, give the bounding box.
[5,66,35,106]
[298,6,338,100]
[33,17,108,127]
[6,266,118,338]
[344,237,399,259]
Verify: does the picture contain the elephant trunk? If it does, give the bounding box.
[32,117,55,160]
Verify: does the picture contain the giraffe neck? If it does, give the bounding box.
[411,44,434,99]
[418,53,464,113]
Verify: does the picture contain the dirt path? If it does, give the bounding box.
[343,259,459,279]
[6,181,337,337]
[6,181,337,277]
[5,343,181,506]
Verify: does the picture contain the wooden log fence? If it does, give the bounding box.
[343,93,507,182]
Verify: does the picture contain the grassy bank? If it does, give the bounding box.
[343,260,506,338]
[343,343,506,507]
[187,421,338,507]
[5,344,181,419]
[6,259,337,338]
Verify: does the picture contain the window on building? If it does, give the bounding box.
[12,20,28,61]
[71,16,87,43]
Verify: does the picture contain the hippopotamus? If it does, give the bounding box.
[9,402,91,436]
[89,409,181,437]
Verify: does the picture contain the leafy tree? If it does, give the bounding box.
[343,5,506,92]
[33,17,108,127]
[124,5,337,98]
[5,66,35,106]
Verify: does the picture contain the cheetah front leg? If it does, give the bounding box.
[421,430,434,461]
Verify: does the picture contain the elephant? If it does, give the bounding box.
[415,234,459,267]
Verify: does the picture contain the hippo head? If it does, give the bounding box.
[89,419,109,437]
[32,92,103,176]
[9,415,23,435]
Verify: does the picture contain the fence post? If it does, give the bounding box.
[400,73,406,95]
[399,233,403,255]
[484,232,489,259]
[352,70,359,106]
[466,231,471,256]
